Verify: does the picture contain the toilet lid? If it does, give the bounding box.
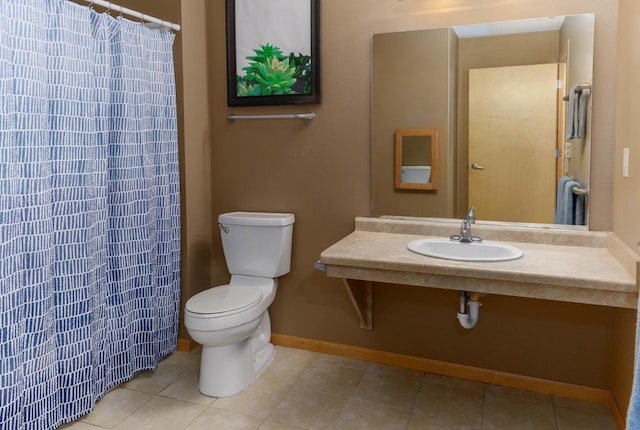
[186,285,262,315]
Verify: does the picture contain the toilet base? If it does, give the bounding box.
[253,342,275,379]
[198,312,275,397]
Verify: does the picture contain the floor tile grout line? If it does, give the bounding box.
[411,376,425,411]
[80,386,156,430]
[346,396,418,412]
[403,377,427,430]
[180,403,209,430]
[258,348,321,429]
[481,382,487,430]
[289,361,370,400]
[269,349,420,429]
[551,395,561,430]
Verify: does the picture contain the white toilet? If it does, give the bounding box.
[184,211,294,397]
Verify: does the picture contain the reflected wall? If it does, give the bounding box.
[371,28,458,217]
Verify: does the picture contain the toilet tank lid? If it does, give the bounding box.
[401,166,431,171]
[218,211,295,227]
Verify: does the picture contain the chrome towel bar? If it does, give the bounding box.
[228,112,316,121]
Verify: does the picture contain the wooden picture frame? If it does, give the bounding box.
[225,0,321,107]
[394,128,438,191]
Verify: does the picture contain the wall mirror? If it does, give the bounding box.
[371,14,594,229]
[395,128,438,191]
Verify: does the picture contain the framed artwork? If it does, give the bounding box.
[225,0,321,107]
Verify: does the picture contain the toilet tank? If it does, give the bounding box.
[218,212,295,278]
[401,165,431,183]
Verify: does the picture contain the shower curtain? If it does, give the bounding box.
[629,318,640,427]
[0,1,180,429]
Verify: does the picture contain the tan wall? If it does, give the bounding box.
[456,31,561,218]
[613,0,640,250]
[611,309,636,419]
[611,0,640,418]
[179,0,214,337]
[371,28,455,218]
[448,31,459,205]
[561,14,595,192]
[193,0,621,389]
[562,14,595,86]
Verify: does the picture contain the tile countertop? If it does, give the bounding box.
[319,217,640,309]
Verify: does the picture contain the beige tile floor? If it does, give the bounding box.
[60,345,618,430]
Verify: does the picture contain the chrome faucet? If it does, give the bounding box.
[466,207,476,224]
[450,208,482,243]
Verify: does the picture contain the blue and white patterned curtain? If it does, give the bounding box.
[0,1,181,429]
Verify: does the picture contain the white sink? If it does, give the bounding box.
[407,238,524,262]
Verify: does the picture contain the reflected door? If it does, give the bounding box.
[468,63,558,223]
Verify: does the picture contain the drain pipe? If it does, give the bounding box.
[457,291,482,329]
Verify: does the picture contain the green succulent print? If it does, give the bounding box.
[242,44,287,82]
[237,43,312,97]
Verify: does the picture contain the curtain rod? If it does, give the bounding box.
[81,0,181,32]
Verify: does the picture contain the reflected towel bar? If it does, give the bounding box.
[228,112,316,121]
[562,83,592,101]
[572,186,589,196]
[568,175,589,196]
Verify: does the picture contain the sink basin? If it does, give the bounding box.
[407,238,524,262]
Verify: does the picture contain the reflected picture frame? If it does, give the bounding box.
[225,0,321,107]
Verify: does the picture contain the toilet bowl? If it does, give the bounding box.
[184,212,294,397]
[185,275,277,397]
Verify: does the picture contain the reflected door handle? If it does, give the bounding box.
[471,163,485,170]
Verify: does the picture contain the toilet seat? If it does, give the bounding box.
[186,285,262,317]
